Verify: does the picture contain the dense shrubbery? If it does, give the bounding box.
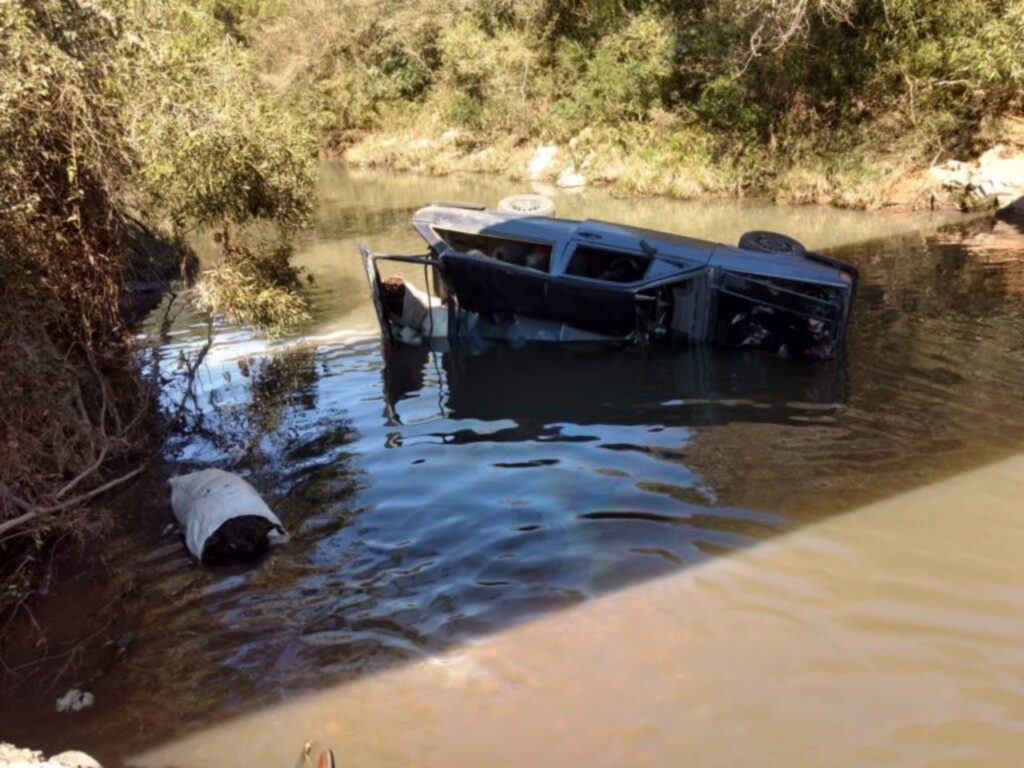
[128,1,315,330]
[1,0,138,575]
[250,0,1024,197]
[0,0,314,587]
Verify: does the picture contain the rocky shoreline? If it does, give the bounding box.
[340,128,1024,215]
[927,144,1024,213]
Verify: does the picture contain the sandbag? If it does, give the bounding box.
[169,469,287,563]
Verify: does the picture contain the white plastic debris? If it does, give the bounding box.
[169,469,287,562]
[556,166,586,188]
[0,745,102,768]
[50,752,102,768]
[55,689,94,713]
[527,144,559,181]
[393,280,449,343]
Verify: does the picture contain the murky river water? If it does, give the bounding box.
[3,165,1024,766]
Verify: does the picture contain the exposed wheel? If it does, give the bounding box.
[739,230,806,255]
[497,194,556,217]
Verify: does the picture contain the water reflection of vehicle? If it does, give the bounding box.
[362,202,859,359]
[382,341,847,429]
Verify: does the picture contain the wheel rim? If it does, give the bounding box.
[498,194,555,216]
[510,199,544,212]
[753,234,796,253]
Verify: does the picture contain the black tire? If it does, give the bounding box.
[497,194,556,217]
[739,230,806,255]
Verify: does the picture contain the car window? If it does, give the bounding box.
[566,245,650,283]
[434,228,551,272]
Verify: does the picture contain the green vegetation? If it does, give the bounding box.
[195,239,311,330]
[127,1,316,331]
[0,0,314,593]
[249,0,1024,204]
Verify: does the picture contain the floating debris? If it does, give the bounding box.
[54,689,94,714]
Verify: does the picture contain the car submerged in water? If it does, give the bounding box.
[360,197,858,360]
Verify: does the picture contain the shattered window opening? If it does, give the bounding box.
[567,245,652,283]
[433,228,552,273]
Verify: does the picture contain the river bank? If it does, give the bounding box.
[340,126,1024,213]
[248,0,1024,219]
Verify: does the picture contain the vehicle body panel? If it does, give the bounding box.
[366,203,858,359]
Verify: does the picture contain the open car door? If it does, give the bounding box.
[359,242,390,344]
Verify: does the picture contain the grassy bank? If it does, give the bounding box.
[244,0,1024,207]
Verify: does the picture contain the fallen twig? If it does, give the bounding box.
[0,464,147,542]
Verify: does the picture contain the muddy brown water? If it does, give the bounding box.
[2,165,1024,766]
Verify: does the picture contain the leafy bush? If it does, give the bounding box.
[126,3,315,232]
[123,1,316,334]
[1,0,141,551]
[195,241,311,332]
[434,16,539,133]
[570,10,674,124]
[207,0,1024,212]
[0,0,316,579]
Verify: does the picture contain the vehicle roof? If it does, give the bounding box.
[411,204,716,261]
[577,219,715,252]
[411,203,849,285]
[411,203,582,244]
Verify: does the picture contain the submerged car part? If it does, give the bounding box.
[361,203,858,359]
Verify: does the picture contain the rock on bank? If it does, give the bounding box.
[0,744,100,768]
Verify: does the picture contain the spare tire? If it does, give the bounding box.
[739,230,806,255]
[497,194,556,217]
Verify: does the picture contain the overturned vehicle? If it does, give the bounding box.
[361,199,858,359]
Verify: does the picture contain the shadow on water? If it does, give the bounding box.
[3,171,1024,765]
[384,342,847,430]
